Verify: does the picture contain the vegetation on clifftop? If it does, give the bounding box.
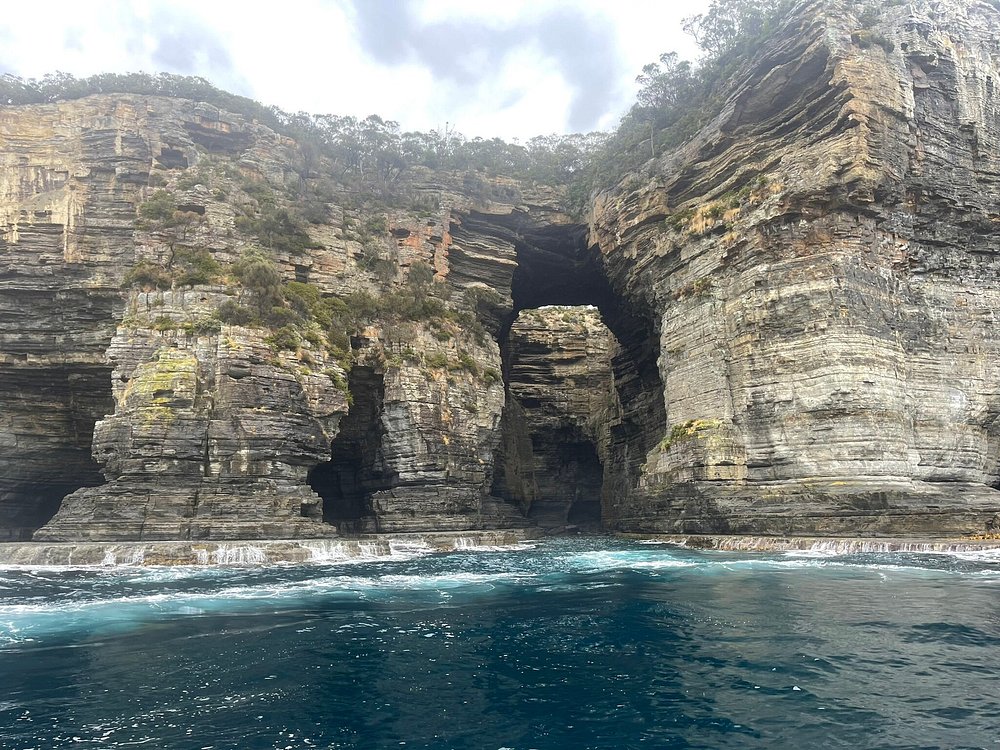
[0,1,916,219]
[0,0,808,211]
[579,0,798,193]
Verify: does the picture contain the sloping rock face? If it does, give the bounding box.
[495,306,619,530]
[592,0,1000,535]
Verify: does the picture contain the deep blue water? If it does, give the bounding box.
[1,537,999,750]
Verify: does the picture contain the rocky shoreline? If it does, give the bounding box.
[0,530,542,566]
[1,530,998,566]
[631,534,1000,555]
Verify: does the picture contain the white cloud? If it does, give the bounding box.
[0,0,714,140]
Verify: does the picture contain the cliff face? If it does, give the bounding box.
[0,96,136,539]
[592,0,1000,535]
[0,87,611,540]
[2,0,1000,542]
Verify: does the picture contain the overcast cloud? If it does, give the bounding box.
[350,0,620,131]
[0,0,709,140]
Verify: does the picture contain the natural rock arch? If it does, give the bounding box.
[475,212,667,532]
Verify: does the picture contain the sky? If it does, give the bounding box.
[0,0,712,140]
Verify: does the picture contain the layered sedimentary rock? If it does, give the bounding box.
[36,290,348,540]
[497,306,619,530]
[592,0,1000,535]
[0,97,137,539]
[0,98,353,540]
[0,95,546,539]
[2,0,1000,542]
[340,325,522,533]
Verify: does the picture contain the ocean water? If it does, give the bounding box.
[1,538,999,750]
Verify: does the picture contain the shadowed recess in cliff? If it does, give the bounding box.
[0,366,113,541]
[492,309,615,531]
[307,367,392,533]
[477,212,666,530]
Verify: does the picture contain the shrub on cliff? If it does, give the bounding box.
[121,248,222,290]
[172,248,222,287]
[138,190,178,224]
[576,0,797,200]
[123,260,172,290]
[216,300,256,326]
[235,206,313,255]
[231,248,284,319]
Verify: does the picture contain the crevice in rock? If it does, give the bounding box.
[307,367,391,534]
[155,147,188,169]
[493,306,619,532]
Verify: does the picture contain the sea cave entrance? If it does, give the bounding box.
[492,305,617,531]
[0,365,112,541]
[307,366,392,533]
[306,211,667,536]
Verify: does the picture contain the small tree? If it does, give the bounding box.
[232,248,283,318]
[683,0,792,59]
[138,190,177,223]
[408,261,436,298]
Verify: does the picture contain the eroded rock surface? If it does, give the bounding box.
[592,0,1000,535]
[2,0,1000,541]
[498,306,619,530]
[0,95,547,539]
[35,289,348,540]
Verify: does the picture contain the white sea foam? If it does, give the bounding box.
[782,548,843,559]
[449,534,543,553]
[372,571,534,589]
[298,539,436,565]
[0,567,533,624]
[451,541,539,552]
[557,548,999,577]
[302,541,378,563]
[0,568,525,643]
[567,550,699,571]
[0,564,120,573]
[944,548,1000,562]
[212,545,268,565]
[388,540,436,556]
[783,540,1000,559]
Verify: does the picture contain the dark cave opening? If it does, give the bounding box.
[478,210,667,532]
[1,483,97,542]
[563,442,605,526]
[307,367,392,533]
[526,432,606,530]
[0,366,113,541]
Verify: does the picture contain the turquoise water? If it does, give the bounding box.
[1,537,999,750]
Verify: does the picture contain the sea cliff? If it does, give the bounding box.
[2,0,999,542]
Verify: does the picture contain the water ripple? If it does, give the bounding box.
[1,537,999,749]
